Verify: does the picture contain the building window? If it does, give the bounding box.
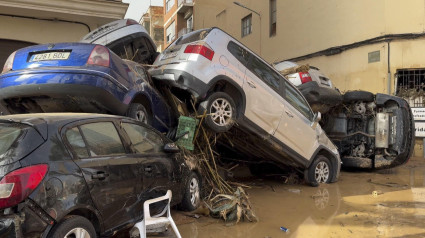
[166,0,174,13]
[241,14,252,37]
[166,21,176,43]
[270,0,277,36]
[396,68,425,107]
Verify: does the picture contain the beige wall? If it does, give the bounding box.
[0,16,91,44]
[192,0,425,94]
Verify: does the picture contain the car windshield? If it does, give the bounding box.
[0,124,23,158]
[174,28,212,46]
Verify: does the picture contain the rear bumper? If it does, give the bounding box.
[0,201,52,238]
[298,81,342,113]
[0,71,129,115]
[149,68,209,99]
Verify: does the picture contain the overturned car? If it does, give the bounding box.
[274,62,415,170]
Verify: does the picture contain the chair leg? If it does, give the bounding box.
[133,219,147,238]
[168,216,182,238]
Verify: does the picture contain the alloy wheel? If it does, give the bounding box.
[210,98,233,127]
[315,161,330,183]
[189,177,200,206]
[64,227,91,238]
[136,109,147,124]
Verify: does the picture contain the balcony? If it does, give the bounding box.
[177,0,193,14]
[178,28,193,38]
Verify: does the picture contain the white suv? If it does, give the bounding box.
[149,28,341,186]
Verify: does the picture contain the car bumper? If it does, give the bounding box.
[0,71,129,115]
[375,94,415,169]
[298,81,342,113]
[149,68,209,100]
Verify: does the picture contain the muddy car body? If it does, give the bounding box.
[273,62,415,169]
[149,27,341,186]
[0,43,176,133]
[323,92,415,169]
[0,113,201,237]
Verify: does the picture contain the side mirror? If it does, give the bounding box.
[164,143,180,153]
[311,112,321,129]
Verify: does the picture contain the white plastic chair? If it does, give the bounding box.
[132,190,181,238]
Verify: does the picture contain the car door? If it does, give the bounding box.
[274,80,318,159]
[65,121,140,231]
[120,121,177,219]
[241,46,285,135]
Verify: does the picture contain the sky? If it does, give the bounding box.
[122,0,163,22]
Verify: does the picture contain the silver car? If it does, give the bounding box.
[149,28,341,186]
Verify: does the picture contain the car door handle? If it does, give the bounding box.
[247,80,256,88]
[92,172,109,180]
[285,111,294,118]
[144,166,153,173]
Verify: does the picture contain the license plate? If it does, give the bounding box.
[162,51,178,60]
[30,52,70,62]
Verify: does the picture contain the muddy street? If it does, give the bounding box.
[170,156,425,238]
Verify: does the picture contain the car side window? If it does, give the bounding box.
[283,80,315,121]
[248,56,281,91]
[122,123,164,154]
[227,41,250,68]
[66,127,89,158]
[79,122,126,157]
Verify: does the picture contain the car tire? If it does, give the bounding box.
[48,215,96,238]
[127,103,152,125]
[180,172,201,211]
[305,155,333,187]
[343,90,374,103]
[199,92,236,133]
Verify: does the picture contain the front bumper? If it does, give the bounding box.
[374,94,415,169]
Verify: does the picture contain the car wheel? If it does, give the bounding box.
[199,92,236,133]
[127,103,152,125]
[343,90,374,103]
[305,155,333,187]
[181,172,201,211]
[48,215,96,238]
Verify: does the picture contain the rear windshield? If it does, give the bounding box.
[0,124,23,156]
[174,28,212,46]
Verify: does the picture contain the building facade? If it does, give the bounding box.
[140,6,165,52]
[0,0,128,67]
[163,0,194,48]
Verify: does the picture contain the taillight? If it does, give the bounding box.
[299,72,312,84]
[126,19,139,25]
[184,44,215,61]
[0,164,48,209]
[87,45,110,67]
[2,51,16,73]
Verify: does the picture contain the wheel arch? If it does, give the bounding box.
[129,93,153,115]
[307,146,340,182]
[206,75,246,119]
[64,208,103,235]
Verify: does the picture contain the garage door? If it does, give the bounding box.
[0,39,36,70]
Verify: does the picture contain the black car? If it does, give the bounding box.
[0,113,201,238]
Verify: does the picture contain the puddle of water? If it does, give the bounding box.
[174,156,425,238]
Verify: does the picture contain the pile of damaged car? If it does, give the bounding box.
[0,19,415,237]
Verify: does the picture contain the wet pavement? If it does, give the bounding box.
[170,156,425,238]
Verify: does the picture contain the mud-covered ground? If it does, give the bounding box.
[166,156,425,238]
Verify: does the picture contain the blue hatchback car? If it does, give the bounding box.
[0,43,176,133]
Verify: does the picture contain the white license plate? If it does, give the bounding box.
[30,52,70,62]
[162,51,178,60]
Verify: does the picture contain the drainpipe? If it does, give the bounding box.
[387,41,391,94]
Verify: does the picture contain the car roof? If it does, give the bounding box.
[0,113,123,126]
